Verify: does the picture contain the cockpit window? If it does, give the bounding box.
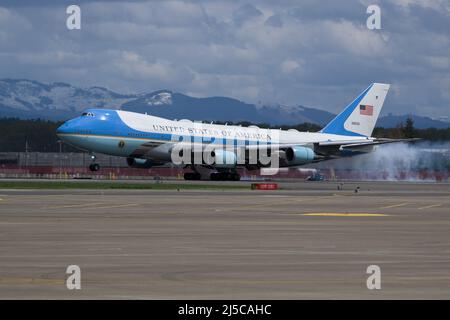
[82,112,95,117]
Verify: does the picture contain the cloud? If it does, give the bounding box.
[113,51,193,84]
[281,59,301,74]
[0,0,449,118]
[232,3,263,26]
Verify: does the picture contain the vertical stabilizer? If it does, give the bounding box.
[320,83,390,137]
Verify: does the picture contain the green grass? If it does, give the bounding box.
[0,180,248,190]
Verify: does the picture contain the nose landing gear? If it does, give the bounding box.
[88,154,100,172]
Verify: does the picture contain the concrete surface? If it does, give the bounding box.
[0,181,449,299]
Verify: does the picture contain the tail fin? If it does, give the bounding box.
[320,83,390,137]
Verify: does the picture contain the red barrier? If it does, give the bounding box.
[251,183,279,190]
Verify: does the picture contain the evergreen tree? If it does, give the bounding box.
[403,116,415,138]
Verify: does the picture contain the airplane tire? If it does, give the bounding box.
[210,172,220,181]
[220,172,229,181]
[184,172,201,180]
[89,163,100,172]
[210,172,240,181]
[231,173,241,181]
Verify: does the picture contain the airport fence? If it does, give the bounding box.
[0,152,448,181]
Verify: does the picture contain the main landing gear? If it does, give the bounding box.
[183,172,201,180]
[183,170,241,181]
[210,171,240,181]
[88,154,100,172]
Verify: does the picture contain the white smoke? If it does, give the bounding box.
[315,141,450,181]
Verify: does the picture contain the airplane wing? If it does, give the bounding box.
[132,137,420,168]
[128,141,166,158]
[243,138,419,151]
[318,137,420,148]
[316,138,420,155]
[242,137,421,164]
[309,138,420,161]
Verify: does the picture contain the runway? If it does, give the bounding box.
[0,181,449,299]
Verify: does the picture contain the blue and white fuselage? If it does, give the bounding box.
[57,83,394,180]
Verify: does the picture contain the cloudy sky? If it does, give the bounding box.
[1,0,449,118]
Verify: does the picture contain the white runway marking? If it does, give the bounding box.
[418,204,442,210]
[381,202,409,209]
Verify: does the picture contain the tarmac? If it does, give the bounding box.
[0,180,449,299]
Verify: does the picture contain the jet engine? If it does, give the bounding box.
[126,157,159,168]
[285,146,315,165]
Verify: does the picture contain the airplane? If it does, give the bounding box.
[56,83,412,181]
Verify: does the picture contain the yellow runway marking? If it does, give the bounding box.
[302,213,388,217]
[0,277,64,285]
[418,204,442,210]
[381,202,408,209]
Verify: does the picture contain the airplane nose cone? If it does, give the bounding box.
[56,121,74,138]
[56,123,67,135]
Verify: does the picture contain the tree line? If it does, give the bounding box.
[0,117,449,152]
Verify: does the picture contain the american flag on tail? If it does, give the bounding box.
[359,104,373,116]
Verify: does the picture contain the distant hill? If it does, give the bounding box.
[0,79,133,120]
[0,79,448,128]
[121,91,264,123]
[0,79,337,125]
[377,114,450,129]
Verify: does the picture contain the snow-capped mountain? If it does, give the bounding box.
[0,79,136,120]
[1,79,448,128]
[146,91,172,106]
[0,79,334,124]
